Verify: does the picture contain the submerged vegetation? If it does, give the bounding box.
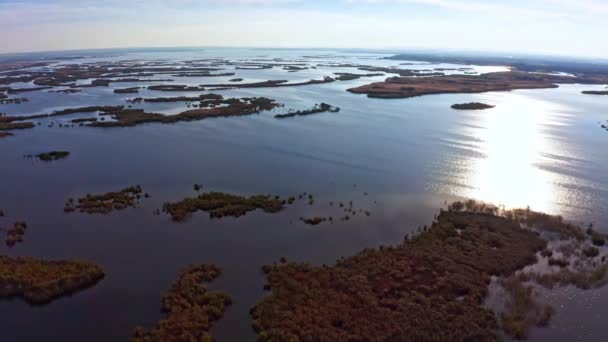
[64,185,145,214]
[163,191,285,221]
[132,264,231,342]
[0,256,104,305]
[4,221,27,247]
[36,151,70,161]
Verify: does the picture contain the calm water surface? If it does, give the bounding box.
[0,48,607,341]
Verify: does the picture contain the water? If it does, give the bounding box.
[0,48,607,341]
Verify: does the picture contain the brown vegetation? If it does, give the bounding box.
[64,185,145,214]
[0,256,104,305]
[89,97,280,128]
[0,132,14,138]
[201,77,335,89]
[163,191,285,221]
[251,205,547,341]
[128,93,223,103]
[348,71,608,99]
[0,122,35,131]
[132,264,231,342]
[499,277,554,339]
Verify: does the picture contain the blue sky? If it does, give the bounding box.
[1,0,607,57]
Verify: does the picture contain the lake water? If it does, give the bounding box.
[1,48,607,341]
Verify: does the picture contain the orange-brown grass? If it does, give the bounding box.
[348,71,608,99]
[500,277,554,340]
[0,256,104,305]
[163,191,285,221]
[132,264,231,342]
[252,209,546,341]
[64,185,144,214]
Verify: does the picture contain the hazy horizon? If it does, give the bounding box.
[1,0,607,58]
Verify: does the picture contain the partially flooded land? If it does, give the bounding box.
[2,50,608,341]
[252,201,607,341]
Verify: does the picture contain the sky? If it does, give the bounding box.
[0,0,607,57]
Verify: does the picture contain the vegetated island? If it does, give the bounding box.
[451,102,496,110]
[0,132,14,138]
[274,103,340,119]
[334,72,385,81]
[89,97,280,128]
[582,90,608,95]
[251,200,608,341]
[348,71,608,99]
[0,97,280,129]
[0,105,125,126]
[113,87,141,94]
[0,256,105,305]
[36,151,70,161]
[0,122,35,131]
[64,185,147,214]
[162,191,285,221]
[200,77,335,89]
[133,264,231,342]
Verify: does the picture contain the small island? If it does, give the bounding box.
[64,185,146,214]
[0,122,35,131]
[36,151,70,161]
[133,264,231,342]
[113,87,140,94]
[451,102,495,110]
[275,103,340,119]
[163,191,285,221]
[348,71,608,99]
[0,256,105,305]
[582,90,608,95]
[89,97,280,128]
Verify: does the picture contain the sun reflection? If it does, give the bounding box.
[459,92,570,213]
